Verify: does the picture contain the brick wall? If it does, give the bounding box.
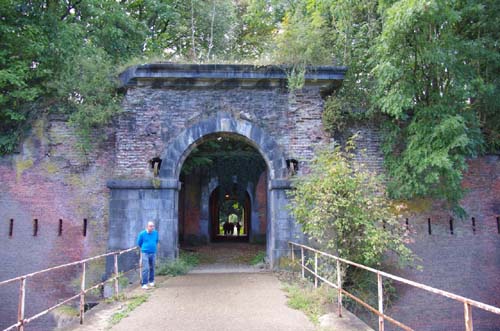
[383,156,500,331]
[1,84,499,330]
[115,87,329,179]
[347,124,500,330]
[0,116,114,330]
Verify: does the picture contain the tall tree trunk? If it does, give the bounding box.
[207,0,216,60]
[190,0,197,61]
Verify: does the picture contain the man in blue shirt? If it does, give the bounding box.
[137,221,159,289]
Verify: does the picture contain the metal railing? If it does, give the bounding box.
[0,247,141,331]
[289,241,500,331]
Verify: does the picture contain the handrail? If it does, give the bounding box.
[289,241,500,331]
[1,246,141,331]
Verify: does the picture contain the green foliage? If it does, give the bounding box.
[288,136,414,268]
[456,0,500,153]
[0,0,145,154]
[109,294,149,325]
[0,0,282,154]
[156,251,200,276]
[275,0,499,211]
[284,283,335,324]
[374,0,485,213]
[322,96,372,135]
[51,49,122,151]
[0,1,47,153]
[274,1,332,90]
[250,251,266,265]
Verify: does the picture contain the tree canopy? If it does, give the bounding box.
[1,0,498,211]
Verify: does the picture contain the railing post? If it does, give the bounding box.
[378,272,384,331]
[114,253,119,296]
[139,251,143,284]
[80,262,86,324]
[301,247,305,279]
[17,277,26,331]
[336,259,342,318]
[314,252,318,288]
[464,302,473,331]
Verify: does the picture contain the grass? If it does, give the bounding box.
[109,294,149,326]
[283,282,336,324]
[250,251,266,265]
[54,304,80,317]
[103,293,127,304]
[156,250,200,276]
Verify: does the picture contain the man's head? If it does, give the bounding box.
[146,221,155,233]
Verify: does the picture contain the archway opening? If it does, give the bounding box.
[178,133,268,256]
[210,187,251,242]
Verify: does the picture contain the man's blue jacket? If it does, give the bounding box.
[137,230,159,253]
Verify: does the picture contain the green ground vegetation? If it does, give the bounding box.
[108,294,149,326]
[283,281,336,325]
[156,250,200,276]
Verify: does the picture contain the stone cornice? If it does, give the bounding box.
[119,63,347,94]
[107,179,181,190]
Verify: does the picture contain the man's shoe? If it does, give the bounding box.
[141,285,148,290]
[149,282,155,287]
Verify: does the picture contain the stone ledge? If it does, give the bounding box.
[269,179,292,190]
[119,63,347,94]
[107,178,181,190]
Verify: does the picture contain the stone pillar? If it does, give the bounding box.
[199,177,210,243]
[268,179,301,269]
[107,179,180,267]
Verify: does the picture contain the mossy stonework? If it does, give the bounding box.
[0,64,499,330]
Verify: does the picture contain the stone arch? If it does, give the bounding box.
[159,112,288,180]
[155,112,293,267]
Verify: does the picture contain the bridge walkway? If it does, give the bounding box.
[67,269,371,331]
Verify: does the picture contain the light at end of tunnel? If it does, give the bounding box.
[225,194,230,198]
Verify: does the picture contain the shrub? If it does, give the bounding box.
[288,135,415,268]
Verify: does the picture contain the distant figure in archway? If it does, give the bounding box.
[223,221,230,235]
[236,222,242,236]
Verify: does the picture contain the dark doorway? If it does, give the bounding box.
[210,187,251,242]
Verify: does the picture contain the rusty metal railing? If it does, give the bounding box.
[289,242,500,331]
[0,247,142,331]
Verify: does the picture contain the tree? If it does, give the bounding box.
[0,0,148,153]
[274,0,499,212]
[0,1,47,153]
[373,0,483,213]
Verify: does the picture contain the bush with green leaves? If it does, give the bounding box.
[288,136,414,269]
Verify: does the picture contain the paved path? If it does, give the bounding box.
[111,273,314,331]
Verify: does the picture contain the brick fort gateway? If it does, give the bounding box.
[1,64,499,330]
